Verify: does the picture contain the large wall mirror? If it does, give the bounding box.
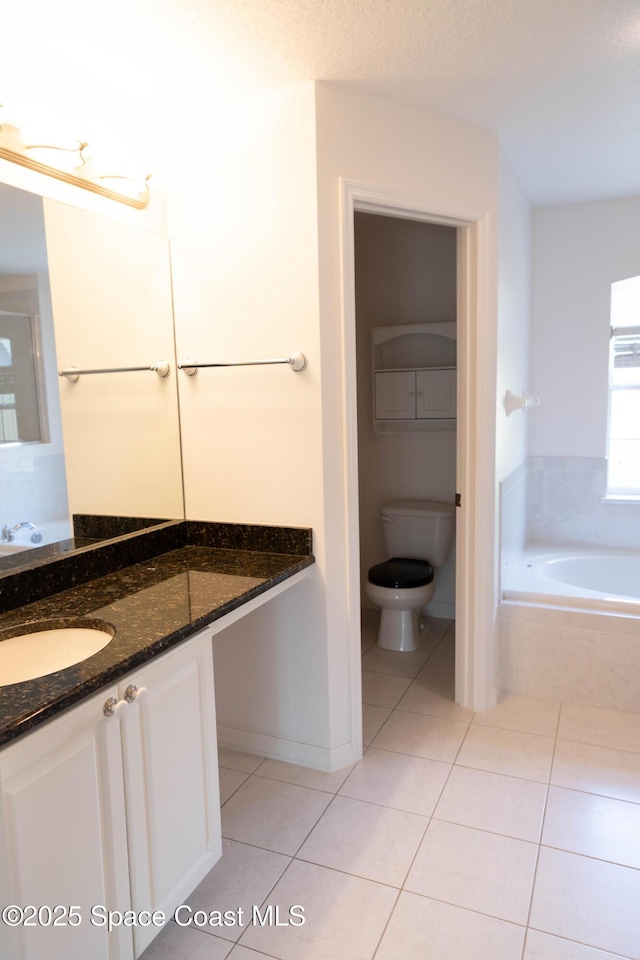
[0,182,184,573]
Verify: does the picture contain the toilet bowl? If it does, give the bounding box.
[365,501,455,652]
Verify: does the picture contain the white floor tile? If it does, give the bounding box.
[416,653,456,684]
[139,922,233,958]
[406,820,538,924]
[339,746,451,816]
[221,777,332,855]
[220,768,250,805]
[524,929,629,960]
[361,639,437,678]
[434,765,547,841]
[362,703,392,746]
[558,702,640,754]
[530,846,640,959]
[218,749,265,774]
[362,670,412,708]
[542,785,640,868]
[297,795,427,886]
[434,626,455,658]
[256,759,353,793]
[474,694,561,737]
[421,616,454,644]
[229,947,279,959]
[185,839,290,943]
[396,679,474,721]
[456,724,555,783]
[551,739,640,803]
[371,709,469,762]
[375,891,525,960]
[238,859,397,960]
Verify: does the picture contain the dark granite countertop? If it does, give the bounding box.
[0,543,314,748]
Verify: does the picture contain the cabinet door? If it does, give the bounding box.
[374,371,416,419]
[416,369,457,419]
[118,632,221,956]
[0,688,132,960]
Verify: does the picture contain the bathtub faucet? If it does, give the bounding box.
[2,521,37,543]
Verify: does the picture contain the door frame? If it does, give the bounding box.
[339,179,498,753]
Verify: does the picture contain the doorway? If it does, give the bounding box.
[339,180,498,760]
[354,210,457,621]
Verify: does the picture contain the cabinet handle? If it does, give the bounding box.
[124,684,148,704]
[103,696,126,718]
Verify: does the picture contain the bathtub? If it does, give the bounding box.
[0,520,73,557]
[502,545,640,615]
[499,544,640,714]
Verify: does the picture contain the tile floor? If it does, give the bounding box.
[141,612,640,960]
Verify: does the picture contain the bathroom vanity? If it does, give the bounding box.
[0,521,314,960]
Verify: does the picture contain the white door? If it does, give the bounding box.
[0,687,132,960]
[118,631,221,956]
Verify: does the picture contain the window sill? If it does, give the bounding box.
[601,495,640,505]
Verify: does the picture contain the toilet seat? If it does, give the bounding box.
[368,557,434,589]
[365,559,436,652]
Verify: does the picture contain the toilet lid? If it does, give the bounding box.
[368,558,434,589]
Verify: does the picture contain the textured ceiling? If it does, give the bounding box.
[2,0,639,204]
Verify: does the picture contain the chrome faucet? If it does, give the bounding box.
[2,521,37,543]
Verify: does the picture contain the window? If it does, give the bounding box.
[0,311,43,444]
[607,276,640,496]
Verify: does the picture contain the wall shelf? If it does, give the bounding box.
[371,322,457,434]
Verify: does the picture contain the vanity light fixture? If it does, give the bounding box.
[0,106,151,209]
[25,139,88,172]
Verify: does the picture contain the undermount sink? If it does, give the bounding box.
[0,619,116,686]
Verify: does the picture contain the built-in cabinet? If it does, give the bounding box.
[372,322,457,433]
[0,629,220,960]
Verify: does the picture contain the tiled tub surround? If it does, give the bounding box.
[500,460,640,714]
[499,460,528,591]
[500,457,640,592]
[0,522,314,746]
[499,601,640,715]
[528,456,640,550]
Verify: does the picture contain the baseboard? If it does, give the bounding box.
[426,600,455,620]
[217,724,357,772]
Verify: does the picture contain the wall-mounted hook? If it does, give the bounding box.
[505,390,540,416]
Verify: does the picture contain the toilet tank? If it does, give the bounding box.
[381,500,455,566]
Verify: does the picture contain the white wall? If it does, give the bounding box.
[496,151,532,481]
[169,84,336,768]
[0,159,171,537]
[496,150,531,586]
[315,84,499,738]
[169,81,501,766]
[521,196,640,550]
[530,196,640,458]
[44,200,182,519]
[354,213,457,616]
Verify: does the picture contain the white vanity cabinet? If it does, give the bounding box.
[0,629,220,960]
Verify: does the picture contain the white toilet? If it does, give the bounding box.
[365,500,455,652]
